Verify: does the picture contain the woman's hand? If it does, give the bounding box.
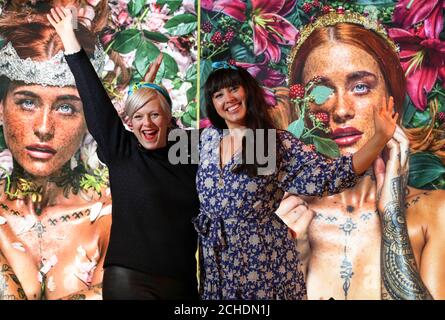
[351,97,399,174]
[47,7,81,54]
[143,53,163,83]
[276,193,314,280]
[374,96,399,144]
[375,125,410,215]
[276,194,314,241]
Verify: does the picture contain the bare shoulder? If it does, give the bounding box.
[406,187,445,230]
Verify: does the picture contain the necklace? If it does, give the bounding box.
[2,161,109,205]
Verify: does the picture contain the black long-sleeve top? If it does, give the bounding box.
[65,49,199,285]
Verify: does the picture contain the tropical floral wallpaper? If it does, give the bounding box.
[200,0,445,190]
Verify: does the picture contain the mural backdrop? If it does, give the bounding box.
[200,0,445,190]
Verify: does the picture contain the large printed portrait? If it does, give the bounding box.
[0,0,197,300]
[0,0,444,302]
[200,0,445,299]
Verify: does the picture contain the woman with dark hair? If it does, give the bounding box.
[196,61,398,299]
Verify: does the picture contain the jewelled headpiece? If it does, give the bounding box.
[288,11,399,82]
[0,41,106,87]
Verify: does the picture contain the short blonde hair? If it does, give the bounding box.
[125,87,171,120]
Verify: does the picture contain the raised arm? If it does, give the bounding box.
[278,129,359,196]
[47,7,128,164]
[0,251,27,300]
[376,126,432,300]
[278,97,397,196]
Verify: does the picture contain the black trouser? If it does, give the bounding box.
[103,266,198,300]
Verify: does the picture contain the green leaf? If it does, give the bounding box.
[408,152,445,188]
[184,102,197,120]
[156,0,183,12]
[311,85,334,105]
[287,118,305,139]
[167,21,197,36]
[185,64,197,81]
[199,59,213,115]
[230,44,255,63]
[164,14,197,36]
[134,41,160,77]
[428,84,445,112]
[402,95,416,127]
[200,59,213,85]
[162,52,179,79]
[312,136,341,158]
[143,30,169,43]
[112,29,141,54]
[181,112,193,127]
[411,109,431,127]
[128,0,145,17]
[187,85,197,102]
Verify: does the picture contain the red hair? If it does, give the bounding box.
[289,23,406,115]
[0,12,96,60]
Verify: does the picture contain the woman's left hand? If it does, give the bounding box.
[375,125,410,215]
[373,96,399,143]
[143,53,163,83]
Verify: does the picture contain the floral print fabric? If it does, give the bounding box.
[194,127,358,299]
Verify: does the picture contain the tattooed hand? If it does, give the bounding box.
[375,125,432,300]
[375,125,409,214]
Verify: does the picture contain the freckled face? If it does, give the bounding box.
[302,42,388,155]
[211,85,248,129]
[0,84,87,178]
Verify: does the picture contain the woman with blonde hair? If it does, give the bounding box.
[47,6,199,300]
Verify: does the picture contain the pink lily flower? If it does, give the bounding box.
[236,55,286,87]
[251,0,299,63]
[389,26,445,110]
[263,88,278,106]
[201,0,247,22]
[393,0,445,39]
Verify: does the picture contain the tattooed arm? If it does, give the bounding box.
[376,126,432,300]
[0,251,27,300]
[0,218,42,300]
[59,283,103,300]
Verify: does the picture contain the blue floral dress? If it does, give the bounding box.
[194,127,359,300]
